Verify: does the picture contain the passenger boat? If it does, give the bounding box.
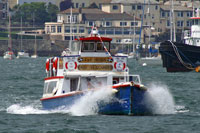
[159,9,200,72]
[40,27,151,115]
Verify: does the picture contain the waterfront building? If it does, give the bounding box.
[0,0,7,21]
[45,8,143,43]
[160,5,193,33]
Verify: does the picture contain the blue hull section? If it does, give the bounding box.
[41,94,83,110]
[99,86,149,115]
[41,86,150,115]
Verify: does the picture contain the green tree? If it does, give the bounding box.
[47,2,59,22]
[12,2,58,26]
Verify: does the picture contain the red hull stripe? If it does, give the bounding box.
[190,17,200,19]
[112,84,131,88]
[44,76,64,81]
[40,91,83,101]
[78,37,112,42]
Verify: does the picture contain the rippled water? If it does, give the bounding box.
[0,57,200,133]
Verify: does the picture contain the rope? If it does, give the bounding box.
[168,40,195,70]
[91,26,113,59]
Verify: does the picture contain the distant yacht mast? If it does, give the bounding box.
[170,0,176,42]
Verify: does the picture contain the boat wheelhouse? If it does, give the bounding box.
[160,9,200,72]
[41,27,150,115]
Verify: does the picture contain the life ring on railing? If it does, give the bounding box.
[114,62,126,71]
[45,59,50,73]
[65,61,77,71]
[53,57,58,71]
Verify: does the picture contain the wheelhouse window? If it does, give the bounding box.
[82,42,110,52]
[43,81,57,94]
[82,42,95,51]
[96,42,110,52]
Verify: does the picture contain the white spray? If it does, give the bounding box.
[144,82,176,115]
[69,87,115,116]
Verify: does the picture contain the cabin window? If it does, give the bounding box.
[113,78,119,85]
[70,78,79,91]
[44,81,57,94]
[82,42,95,51]
[96,42,110,52]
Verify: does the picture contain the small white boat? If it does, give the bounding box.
[31,54,38,58]
[115,52,128,57]
[138,55,162,66]
[128,52,134,59]
[3,51,16,60]
[17,50,29,59]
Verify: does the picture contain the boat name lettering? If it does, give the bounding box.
[78,57,113,63]
[78,65,113,71]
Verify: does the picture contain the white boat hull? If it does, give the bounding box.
[17,51,29,59]
[139,56,162,66]
[31,54,38,58]
[3,51,16,60]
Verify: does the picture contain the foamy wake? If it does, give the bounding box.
[6,87,115,116]
[144,82,176,115]
[6,84,188,116]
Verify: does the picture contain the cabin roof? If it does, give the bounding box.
[190,17,200,20]
[77,37,112,42]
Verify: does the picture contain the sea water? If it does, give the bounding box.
[0,57,200,133]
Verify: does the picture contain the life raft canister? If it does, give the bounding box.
[114,62,126,71]
[45,59,50,73]
[65,61,77,71]
[53,57,58,71]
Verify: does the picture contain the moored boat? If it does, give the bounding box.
[17,50,29,59]
[40,27,151,115]
[3,51,15,60]
[159,9,200,72]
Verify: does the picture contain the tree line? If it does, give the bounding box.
[11,2,59,26]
